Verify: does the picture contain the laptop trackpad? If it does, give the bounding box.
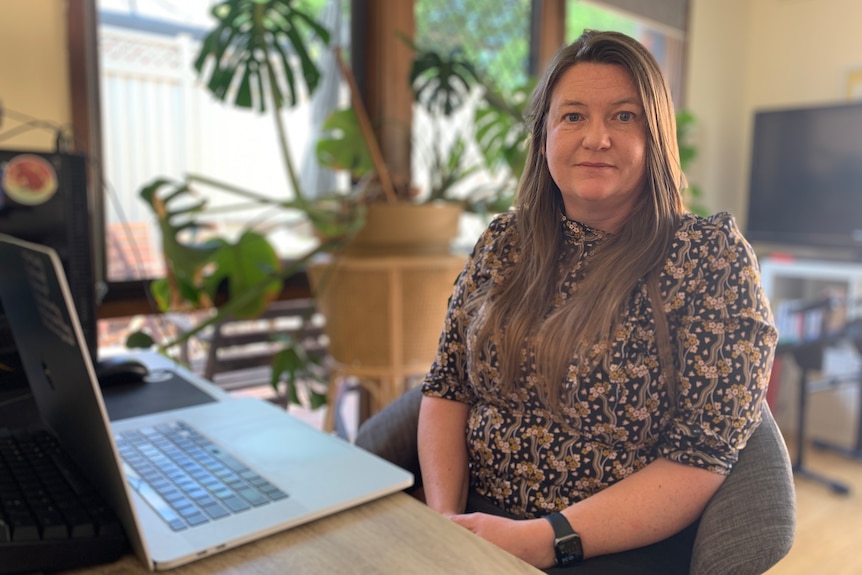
[102,370,217,421]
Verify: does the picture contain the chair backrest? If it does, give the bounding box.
[690,403,796,575]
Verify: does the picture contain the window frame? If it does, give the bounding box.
[72,0,645,319]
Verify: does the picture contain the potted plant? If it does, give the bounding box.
[129,0,349,410]
[305,41,531,417]
[131,0,526,416]
[313,40,527,255]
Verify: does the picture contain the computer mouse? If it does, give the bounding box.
[96,356,150,387]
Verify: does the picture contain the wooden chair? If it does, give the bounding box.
[201,298,328,395]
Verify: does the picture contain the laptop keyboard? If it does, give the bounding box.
[0,427,128,572]
[116,421,288,531]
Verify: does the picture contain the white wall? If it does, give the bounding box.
[0,0,71,151]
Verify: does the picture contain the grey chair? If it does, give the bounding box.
[355,386,796,575]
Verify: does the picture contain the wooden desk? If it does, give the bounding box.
[41,353,539,574]
[64,492,543,574]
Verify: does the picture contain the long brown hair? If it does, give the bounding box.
[466,30,687,404]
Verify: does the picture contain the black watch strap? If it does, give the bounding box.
[544,512,584,566]
[545,511,575,537]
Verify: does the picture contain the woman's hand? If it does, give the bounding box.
[449,512,557,569]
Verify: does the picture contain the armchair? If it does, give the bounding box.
[355,386,795,575]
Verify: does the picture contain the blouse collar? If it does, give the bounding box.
[560,212,608,245]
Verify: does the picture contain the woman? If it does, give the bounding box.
[417,30,778,573]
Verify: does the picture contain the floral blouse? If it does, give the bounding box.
[421,211,778,519]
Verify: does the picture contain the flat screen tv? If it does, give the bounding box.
[746,101,862,257]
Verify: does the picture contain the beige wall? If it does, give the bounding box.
[686,0,862,227]
[0,0,71,152]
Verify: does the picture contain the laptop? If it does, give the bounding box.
[0,233,413,570]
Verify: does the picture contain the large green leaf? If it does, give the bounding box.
[194,0,331,112]
[204,231,283,318]
[410,47,480,116]
[125,330,155,349]
[473,78,532,179]
[315,108,374,178]
[269,335,328,409]
[150,278,172,312]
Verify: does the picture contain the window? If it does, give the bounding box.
[567,0,687,107]
[98,0,348,284]
[95,0,349,353]
[87,1,687,352]
[415,0,531,94]
[412,0,531,247]
[409,0,688,250]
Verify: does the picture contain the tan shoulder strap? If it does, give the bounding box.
[647,272,678,408]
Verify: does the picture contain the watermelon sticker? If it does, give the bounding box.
[1,154,58,206]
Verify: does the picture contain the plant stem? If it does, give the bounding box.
[334,47,398,203]
[263,49,304,203]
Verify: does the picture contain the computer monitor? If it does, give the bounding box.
[0,150,97,389]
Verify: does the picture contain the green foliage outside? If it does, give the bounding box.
[676,109,708,216]
[566,1,638,40]
[415,0,530,94]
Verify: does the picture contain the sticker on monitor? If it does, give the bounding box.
[1,154,59,206]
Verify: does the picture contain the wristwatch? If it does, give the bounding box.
[544,511,584,566]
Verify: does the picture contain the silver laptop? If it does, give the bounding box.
[0,233,413,570]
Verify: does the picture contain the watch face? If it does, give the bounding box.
[556,533,584,565]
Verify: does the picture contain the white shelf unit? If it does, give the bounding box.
[759,257,862,444]
[760,258,862,319]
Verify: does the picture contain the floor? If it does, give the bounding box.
[766,439,862,575]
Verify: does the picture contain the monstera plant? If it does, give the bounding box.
[407,39,531,214]
[130,0,357,408]
[131,0,533,409]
